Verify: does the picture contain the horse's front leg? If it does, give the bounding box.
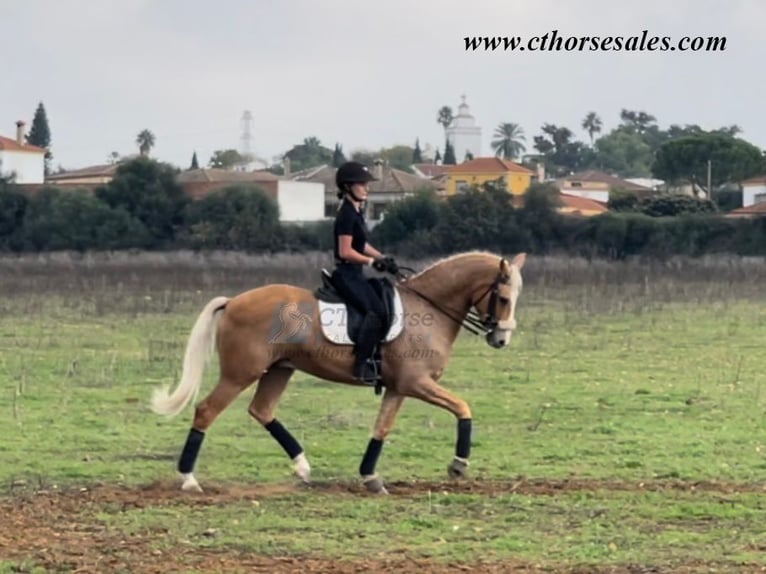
[402,376,472,480]
[361,389,405,494]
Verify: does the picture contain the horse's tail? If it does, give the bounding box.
[150,296,229,417]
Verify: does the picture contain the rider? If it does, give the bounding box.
[332,161,395,384]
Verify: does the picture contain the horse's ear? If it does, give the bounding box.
[511,252,526,269]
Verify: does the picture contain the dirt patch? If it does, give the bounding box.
[1,478,764,573]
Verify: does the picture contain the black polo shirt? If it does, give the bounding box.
[334,200,368,263]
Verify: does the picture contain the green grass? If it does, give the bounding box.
[2,257,766,571]
[95,489,765,565]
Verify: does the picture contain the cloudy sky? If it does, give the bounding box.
[3,0,765,170]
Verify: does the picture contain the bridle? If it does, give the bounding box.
[396,259,511,336]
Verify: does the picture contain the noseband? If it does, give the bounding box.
[463,260,510,334]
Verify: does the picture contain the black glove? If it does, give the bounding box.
[372,257,388,272]
[383,256,399,275]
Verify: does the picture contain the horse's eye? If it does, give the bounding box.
[499,296,510,305]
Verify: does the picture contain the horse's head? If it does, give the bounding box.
[474,253,525,349]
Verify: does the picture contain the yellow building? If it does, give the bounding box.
[444,157,534,196]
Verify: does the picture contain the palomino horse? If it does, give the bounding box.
[150,251,526,494]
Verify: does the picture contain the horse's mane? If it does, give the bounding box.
[408,251,501,280]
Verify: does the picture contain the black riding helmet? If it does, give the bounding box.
[336,161,378,200]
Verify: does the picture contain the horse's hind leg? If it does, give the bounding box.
[247,365,310,483]
[178,376,253,492]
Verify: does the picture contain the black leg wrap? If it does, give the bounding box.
[264,418,304,459]
[359,438,384,476]
[178,428,205,474]
[456,418,472,459]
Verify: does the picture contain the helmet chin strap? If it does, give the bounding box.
[345,185,365,203]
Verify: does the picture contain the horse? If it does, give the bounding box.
[149,250,526,494]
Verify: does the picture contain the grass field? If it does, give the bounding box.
[1,251,765,573]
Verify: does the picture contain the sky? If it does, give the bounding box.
[2,0,765,170]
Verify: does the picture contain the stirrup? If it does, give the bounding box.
[354,358,381,386]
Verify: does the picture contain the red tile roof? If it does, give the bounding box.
[741,175,766,185]
[0,135,46,154]
[725,202,766,218]
[559,193,609,214]
[446,157,534,175]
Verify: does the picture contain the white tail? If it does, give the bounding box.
[150,296,229,417]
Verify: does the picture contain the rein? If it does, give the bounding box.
[393,263,504,337]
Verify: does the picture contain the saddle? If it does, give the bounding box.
[314,269,402,346]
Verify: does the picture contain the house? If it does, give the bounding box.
[444,157,534,196]
[0,121,46,183]
[45,163,120,188]
[555,170,653,203]
[411,163,449,180]
[177,168,323,223]
[724,202,766,218]
[288,162,444,226]
[558,193,609,217]
[741,175,766,208]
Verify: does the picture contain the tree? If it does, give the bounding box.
[593,127,654,177]
[464,150,474,162]
[581,112,602,146]
[443,140,457,165]
[190,151,199,170]
[533,124,591,176]
[434,148,442,164]
[491,123,526,160]
[27,102,52,174]
[619,109,657,135]
[184,184,280,251]
[332,143,346,167]
[412,138,423,163]
[652,132,764,194]
[379,145,416,172]
[22,187,150,251]
[283,137,333,172]
[95,156,188,245]
[107,151,121,165]
[209,149,245,169]
[437,106,454,130]
[350,149,376,166]
[136,129,156,156]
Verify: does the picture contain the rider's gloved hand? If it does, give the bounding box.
[383,256,399,275]
[372,257,389,272]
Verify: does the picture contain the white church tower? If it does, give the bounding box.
[446,95,482,162]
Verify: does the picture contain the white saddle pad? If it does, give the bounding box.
[318,288,405,346]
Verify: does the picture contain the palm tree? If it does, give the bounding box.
[136,129,155,156]
[581,112,603,146]
[491,123,526,160]
[437,106,454,130]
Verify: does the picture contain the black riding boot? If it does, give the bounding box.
[354,312,383,384]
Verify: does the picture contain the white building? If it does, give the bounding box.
[273,180,324,223]
[445,95,482,163]
[177,168,324,223]
[0,121,46,183]
[742,175,766,207]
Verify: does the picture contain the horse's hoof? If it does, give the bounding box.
[447,457,469,480]
[181,480,203,493]
[180,473,203,493]
[293,453,311,484]
[362,475,388,495]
